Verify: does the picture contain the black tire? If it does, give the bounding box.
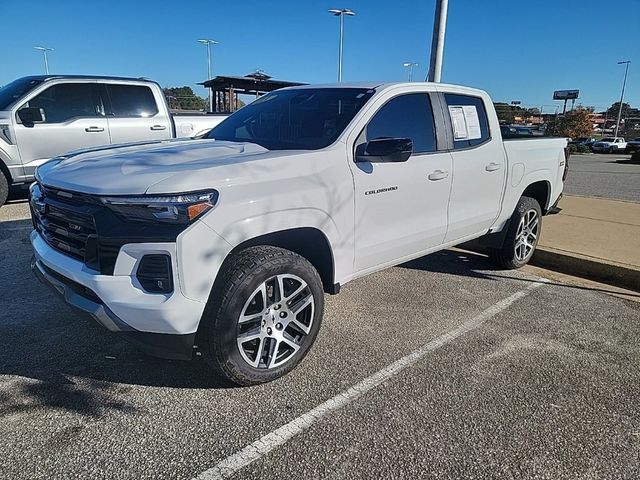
[0,170,8,208]
[201,245,324,386]
[488,196,542,269]
[609,147,615,154]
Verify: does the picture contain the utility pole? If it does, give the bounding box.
[614,60,630,138]
[197,39,219,113]
[34,46,54,74]
[427,0,448,82]
[329,9,356,82]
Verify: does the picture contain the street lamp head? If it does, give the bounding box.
[329,8,355,16]
[403,62,418,67]
[617,60,631,65]
[34,46,53,52]
[197,39,219,45]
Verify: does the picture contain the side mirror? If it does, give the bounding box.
[356,137,413,163]
[18,107,46,125]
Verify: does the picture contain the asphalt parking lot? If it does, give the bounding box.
[563,152,640,202]
[1,200,639,479]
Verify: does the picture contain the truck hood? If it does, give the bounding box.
[36,139,291,195]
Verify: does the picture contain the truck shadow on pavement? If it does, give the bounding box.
[400,248,640,299]
[2,217,636,419]
[0,218,235,419]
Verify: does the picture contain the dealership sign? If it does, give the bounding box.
[553,90,579,100]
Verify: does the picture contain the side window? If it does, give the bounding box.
[106,84,158,117]
[444,93,490,149]
[365,93,436,154]
[22,83,100,123]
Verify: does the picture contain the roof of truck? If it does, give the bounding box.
[283,81,488,96]
[19,74,157,83]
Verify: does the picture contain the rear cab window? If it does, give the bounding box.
[444,93,490,149]
[105,84,158,117]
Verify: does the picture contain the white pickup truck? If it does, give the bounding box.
[0,75,227,206]
[591,137,627,153]
[30,82,568,385]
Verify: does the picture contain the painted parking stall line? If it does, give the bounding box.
[193,279,546,480]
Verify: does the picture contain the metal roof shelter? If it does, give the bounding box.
[200,71,305,113]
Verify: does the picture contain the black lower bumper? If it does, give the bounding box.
[31,258,195,360]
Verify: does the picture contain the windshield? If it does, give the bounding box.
[0,77,44,110]
[205,88,376,150]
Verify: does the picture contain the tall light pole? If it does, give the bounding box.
[34,46,53,74]
[403,62,419,81]
[328,8,355,82]
[197,39,219,113]
[614,60,630,138]
[427,0,449,82]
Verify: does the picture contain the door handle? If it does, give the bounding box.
[428,170,449,181]
[85,126,104,133]
[150,125,167,131]
[485,162,502,172]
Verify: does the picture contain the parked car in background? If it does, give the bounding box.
[591,137,627,153]
[30,82,568,385]
[625,138,640,153]
[569,137,596,148]
[0,75,228,206]
[500,125,534,138]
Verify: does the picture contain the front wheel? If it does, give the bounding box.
[609,146,616,154]
[201,246,324,386]
[488,196,542,269]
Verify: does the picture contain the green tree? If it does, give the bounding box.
[545,108,593,138]
[163,86,207,111]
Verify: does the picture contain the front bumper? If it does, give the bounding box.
[30,230,210,360]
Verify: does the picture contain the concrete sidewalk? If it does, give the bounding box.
[532,195,640,291]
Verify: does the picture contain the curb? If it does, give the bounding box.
[530,247,640,292]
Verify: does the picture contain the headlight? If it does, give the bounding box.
[100,190,219,224]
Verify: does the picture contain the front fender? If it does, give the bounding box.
[201,207,352,283]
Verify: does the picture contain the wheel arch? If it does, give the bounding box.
[219,227,337,295]
[521,180,551,214]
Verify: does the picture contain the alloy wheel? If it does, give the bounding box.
[514,209,539,262]
[236,274,314,369]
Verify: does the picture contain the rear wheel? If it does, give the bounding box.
[488,196,542,269]
[0,171,9,208]
[609,146,615,154]
[201,246,324,386]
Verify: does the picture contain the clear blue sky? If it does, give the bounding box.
[1,0,638,112]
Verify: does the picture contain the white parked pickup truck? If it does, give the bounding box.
[0,75,227,206]
[591,137,627,153]
[30,82,568,385]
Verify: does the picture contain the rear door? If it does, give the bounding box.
[13,81,110,175]
[441,92,506,242]
[101,83,172,144]
[350,91,453,272]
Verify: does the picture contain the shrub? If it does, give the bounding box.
[577,144,591,154]
[567,144,578,153]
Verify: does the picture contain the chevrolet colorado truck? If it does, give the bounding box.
[29,82,568,385]
[0,75,227,206]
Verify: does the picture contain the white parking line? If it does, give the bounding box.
[193,279,546,480]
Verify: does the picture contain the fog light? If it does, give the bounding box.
[136,254,173,293]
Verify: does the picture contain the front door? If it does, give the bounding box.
[350,92,452,272]
[14,82,110,176]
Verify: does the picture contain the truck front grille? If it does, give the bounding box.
[30,185,98,263]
